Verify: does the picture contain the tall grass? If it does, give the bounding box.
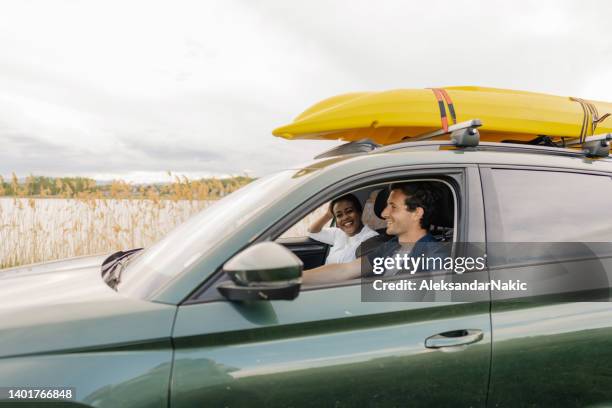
[0,175,252,269]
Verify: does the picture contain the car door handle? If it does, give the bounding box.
[425,329,484,349]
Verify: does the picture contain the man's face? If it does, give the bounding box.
[381,189,423,236]
[333,200,361,236]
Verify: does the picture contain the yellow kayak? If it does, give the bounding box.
[272,86,612,145]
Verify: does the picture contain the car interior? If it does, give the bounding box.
[278,180,456,270]
[194,179,456,302]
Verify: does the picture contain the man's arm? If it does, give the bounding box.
[302,257,362,285]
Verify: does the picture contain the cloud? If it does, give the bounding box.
[122,140,221,163]
[1,0,612,180]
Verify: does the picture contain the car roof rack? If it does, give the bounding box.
[382,119,611,159]
[313,119,612,160]
[312,120,482,159]
[404,119,482,147]
[565,133,612,158]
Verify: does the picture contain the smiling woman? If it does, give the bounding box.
[307,194,378,265]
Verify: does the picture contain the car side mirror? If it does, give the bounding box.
[217,242,303,302]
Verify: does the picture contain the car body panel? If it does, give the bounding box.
[0,264,176,359]
[488,300,612,407]
[1,344,173,407]
[0,252,110,278]
[479,163,612,406]
[172,284,491,407]
[0,262,176,406]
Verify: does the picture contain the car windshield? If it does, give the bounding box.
[118,170,301,298]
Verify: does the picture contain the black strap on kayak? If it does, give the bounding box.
[438,88,457,125]
[501,135,559,147]
[430,88,449,132]
[584,99,598,136]
[571,97,589,144]
[571,97,610,143]
[429,88,458,133]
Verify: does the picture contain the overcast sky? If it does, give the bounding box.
[2,0,612,182]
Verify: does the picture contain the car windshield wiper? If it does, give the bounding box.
[101,248,143,289]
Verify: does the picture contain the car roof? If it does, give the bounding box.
[298,140,612,175]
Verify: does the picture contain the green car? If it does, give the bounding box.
[2,132,612,407]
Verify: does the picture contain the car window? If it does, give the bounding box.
[279,203,329,239]
[118,170,308,298]
[488,169,612,242]
[281,180,457,277]
[485,169,612,267]
[278,190,385,239]
[192,173,465,303]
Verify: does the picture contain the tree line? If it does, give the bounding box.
[0,174,254,199]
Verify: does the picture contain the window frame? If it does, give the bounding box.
[184,164,480,304]
[480,164,612,271]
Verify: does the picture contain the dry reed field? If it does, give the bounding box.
[0,175,251,269]
[0,175,326,270]
[0,197,213,269]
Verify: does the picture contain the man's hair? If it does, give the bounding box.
[388,182,436,229]
[330,193,362,216]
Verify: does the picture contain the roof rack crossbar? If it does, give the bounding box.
[406,119,482,142]
[375,139,612,159]
[403,119,482,147]
[564,133,612,158]
[564,133,611,146]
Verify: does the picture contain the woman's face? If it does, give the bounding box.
[333,200,363,236]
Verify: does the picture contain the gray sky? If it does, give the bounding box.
[2,0,612,182]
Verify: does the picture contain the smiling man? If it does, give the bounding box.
[302,182,446,284]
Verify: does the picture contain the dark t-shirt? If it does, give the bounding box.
[364,233,450,276]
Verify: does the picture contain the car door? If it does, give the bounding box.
[481,166,612,407]
[277,237,329,270]
[169,166,492,407]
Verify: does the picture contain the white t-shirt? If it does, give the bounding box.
[308,225,379,265]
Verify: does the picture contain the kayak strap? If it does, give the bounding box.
[501,135,560,147]
[439,88,457,125]
[429,88,457,132]
[570,97,610,143]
